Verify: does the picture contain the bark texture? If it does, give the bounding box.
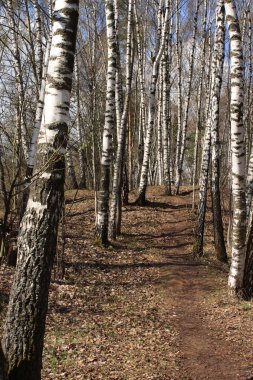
[109,0,133,240]
[96,0,117,244]
[1,2,79,378]
[210,0,227,263]
[225,0,246,295]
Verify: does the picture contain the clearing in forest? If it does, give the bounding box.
[0,187,253,379]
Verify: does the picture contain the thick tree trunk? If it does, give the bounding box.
[1,2,79,379]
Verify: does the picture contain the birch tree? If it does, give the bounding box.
[96,0,117,245]
[109,0,133,240]
[27,38,52,177]
[225,0,246,295]
[210,0,227,262]
[192,0,207,208]
[161,44,171,195]
[193,0,225,258]
[1,2,79,378]
[136,0,170,205]
[174,0,182,192]
[175,0,199,194]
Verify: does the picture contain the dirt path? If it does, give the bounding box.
[1,187,253,379]
[123,187,253,379]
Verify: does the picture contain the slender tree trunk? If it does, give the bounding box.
[109,0,133,240]
[114,0,124,139]
[27,38,52,177]
[136,0,170,205]
[66,145,78,189]
[157,72,163,186]
[175,0,199,194]
[210,0,227,263]
[161,35,171,195]
[225,0,246,296]
[193,115,211,257]
[192,0,207,208]
[193,0,222,258]
[32,0,43,84]
[134,0,146,184]
[75,57,86,188]
[96,0,117,245]
[7,0,29,162]
[1,2,79,379]
[174,0,182,191]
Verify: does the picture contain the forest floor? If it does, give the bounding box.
[0,186,253,379]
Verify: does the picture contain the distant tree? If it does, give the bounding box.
[136,0,170,205]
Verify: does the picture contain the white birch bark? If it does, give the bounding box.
[161,34,171,195]
[75,57,86,188]
[1,1,79,378]
[194,1,222,257]
[114,0,123,138]
[157,72,163,186]
[109,0,133,240]
[174,0,182,191]
[134,0,146,179]
[225,0,246,295]
[175,0,200,194]
[137,0,170,205]
[96,0,117,244]
[192,0,207,208]
[32,0,43,83]
[210,0,227,262]
[245,9,252,213]
[27,38,52,176]
[245,8,252,167]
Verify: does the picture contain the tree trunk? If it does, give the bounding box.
[225,0,246,296]
[1,2,79,379]
[175,0,199,194]
[210,0,227,263]
[192,0,207,208]
[96,0,117,245]
[75,57,86,189]
[174,0,182,193]
[136,0,170,205]
[109,0,133,240]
